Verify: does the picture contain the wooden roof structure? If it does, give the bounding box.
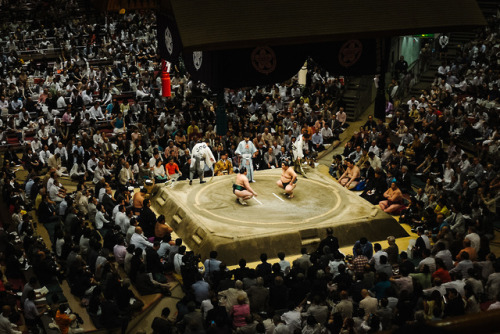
[169,0,486,52]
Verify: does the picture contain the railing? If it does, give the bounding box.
[352,75,375,120]
[400,51,433,96]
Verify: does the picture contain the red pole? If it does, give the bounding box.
[161,60,171,97]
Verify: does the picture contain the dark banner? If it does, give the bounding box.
[173,37,390,89]
[183,50,219,87]
[156,13,183,64]
[183,45,308,89]
[308,39,382,76]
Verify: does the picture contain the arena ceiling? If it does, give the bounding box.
[168,0,486,52]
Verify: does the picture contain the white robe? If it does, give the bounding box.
[292,135,304,160]
[190,142,215,170]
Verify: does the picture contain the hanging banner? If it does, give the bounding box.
[178,38,390,89]
[308,39,383,76]
[156,13,183,64]
[183,45,308,89]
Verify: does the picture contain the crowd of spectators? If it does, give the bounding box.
[148,227,500,334]
[331,18,500,223]
[0,2,354,333]
[0,1,500,334]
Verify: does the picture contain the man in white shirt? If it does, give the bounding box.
[119,162,134,186]
[435,242,454,270]
[95,204,109,230]
[230,91,242,106]
[407,96,418,109]
[458,154,471,175]
[114,205,131,234]
[369,243,388,267]
[437,64,450,77]
[0,96,9,111]
[277,252,291,275]
[149,152,161,169]
[368,142,380,158]
[0,305,22,334]
[465,226,480,254]
[267,101,277,115]
[320,124,334,144]
[439,34,449,59]
[56,94,67,109]
[38,145,52,166]
[82,89,93,106]
[72,141,85,157]
[87,155,99,175]
[11,98,23,112]
[54,142,68,163]
[291,85,301,99]
[439,79,452,93]
[89,102,105,120]
[164,119,177,134]
[359,289,378,320]
[336,107,348,129]
[130,227,153,250]
[31,138,42,153]
[278,84,288,100]
[415,188,429,207]
[280,301,301,333]
[203,251,222,281]
[49,181,64,203]
[65,81,76,96]
[418,248,436,273]
[173,246,186,274]
[93,161,111,184]
[367,152,382,171]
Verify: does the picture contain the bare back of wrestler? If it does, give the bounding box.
[276,161,298,198]
[339,158,360,189]
[233,167,257,205]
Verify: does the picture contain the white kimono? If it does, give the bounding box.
[191,142,215,169]
[190,142,215,181]
[292,135,304,160]
[235,140,257,181]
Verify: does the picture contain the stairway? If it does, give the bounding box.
[408,29,477,98]
[408,59,440,97]
[343,78,360,122]
[342,76,374,122]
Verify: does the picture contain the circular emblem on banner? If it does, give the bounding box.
[251,46,276,75]
[338,40,363,68]
[164,27,173,55]
[193,51,203,71]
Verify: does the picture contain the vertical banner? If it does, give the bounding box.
[156,13,183,64]
[309,39,379,76]
[182,45,308,89]
[215,90,228,136]
[183,50,219,89]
